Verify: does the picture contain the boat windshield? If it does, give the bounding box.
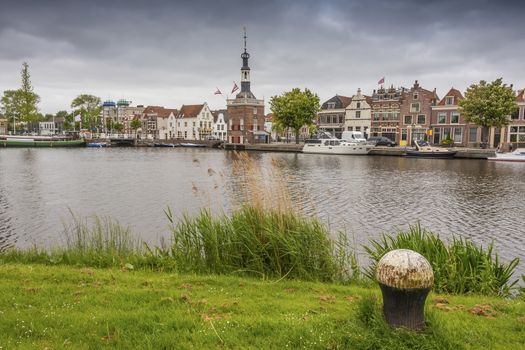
[416,140,430,147]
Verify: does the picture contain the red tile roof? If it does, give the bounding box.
[437,88,464,106]
[336,95,353,108]
[143,106,178,118]
[516,89,525,102]
[178,104,204,119]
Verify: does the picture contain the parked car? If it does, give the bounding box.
[368,136,396,147]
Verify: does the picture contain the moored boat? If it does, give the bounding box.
[154,143,179,147]
[487,148,525,162]
[405,140,456,159]
[180,143,206,148]
[0,135,85,148]
[302,132,373,155]
[86,142,108,148]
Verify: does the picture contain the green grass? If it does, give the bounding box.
[0,263,523,349]
[365,223,520,296]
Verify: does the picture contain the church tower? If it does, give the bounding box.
[227,28,266,144]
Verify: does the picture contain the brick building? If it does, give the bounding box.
[430,88,480,147]
[506,89,525,148]
[370,86,404,143]
[226,30,266,144]
[317,95,352,139]
[399,80,438,146]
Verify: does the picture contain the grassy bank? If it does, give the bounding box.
[0,263,524,349]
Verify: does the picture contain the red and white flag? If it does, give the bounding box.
[231,82,239,94]
[214,88,222,95]
[378,77,385,85]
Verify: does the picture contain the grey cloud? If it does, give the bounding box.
[0,0,523,113]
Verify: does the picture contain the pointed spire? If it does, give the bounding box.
[243,26,247,53]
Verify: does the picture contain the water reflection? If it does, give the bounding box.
[0,148,524,275]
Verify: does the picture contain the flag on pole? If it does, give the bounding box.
[231,82,239,94]
[214,88,222,95]
[378,77,385,85]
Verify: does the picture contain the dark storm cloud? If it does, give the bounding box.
[0,0,523,113]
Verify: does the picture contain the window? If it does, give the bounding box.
[392,112,399,120]
[404,115,412,125]
[511,109,519,120]
[347,126,353,131]
[454,128,462,143]
[373,112,380,120]
[184,122,187,127]
[413,92,419,100]
[356,102,361,109]
[193,122,196,127]
[356,126,361,131]
[410,103,420,112]
[445,96,454,105]
[433,128,441,144]
[356,111,361,118]
[438,113,446,124]
[382,112,388,120]
[401,129,408,141]
[443,127,451,139]
[339,115,344,124]
[253,107,257,115]
[417,115,425,125]
[327,102,336,109]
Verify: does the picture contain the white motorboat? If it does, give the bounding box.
[302,132,373,155]
[488,148,525,162]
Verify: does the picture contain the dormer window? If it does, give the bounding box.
[327,102,336,109]
[445,96,454,105]
[356,102,361,109]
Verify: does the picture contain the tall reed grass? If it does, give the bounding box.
[164,205,359,282]
[364,223,520,296]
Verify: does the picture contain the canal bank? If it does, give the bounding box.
[223,143,496,159]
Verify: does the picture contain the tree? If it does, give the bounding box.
[71,94,102,131]
[130,118,141,137]
[1,90,23,132]
[57,110,74,130]
[19,62,41,124]
[270,88,320,144]
[113,122,124,133]
[459,78,517,147]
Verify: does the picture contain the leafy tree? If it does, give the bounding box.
[19,62,41,124]
[459,78,517,146]
[113,122,124,133]
[56,110,74,130]
[1,90,23,132]
[130,118,141,137]
[71,94,101,131]
[270,88,320,144]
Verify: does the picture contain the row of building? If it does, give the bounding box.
[2,30,524,149]
[316,81,525,148]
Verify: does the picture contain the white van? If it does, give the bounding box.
[341,131,367,143]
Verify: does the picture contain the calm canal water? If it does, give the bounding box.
[0,148,524,274]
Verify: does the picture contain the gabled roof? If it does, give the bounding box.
[212,109,228,123]
[437,88,464,106]
[143,106,178,118]
[178,104,205,119]
[321,95,352,110]
[265,113,274,121]
[516,89,525,102]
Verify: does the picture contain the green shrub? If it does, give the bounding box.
[364,224,519,296]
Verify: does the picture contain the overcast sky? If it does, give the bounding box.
[0,0,523,114]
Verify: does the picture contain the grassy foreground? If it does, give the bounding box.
[1,263,524,350]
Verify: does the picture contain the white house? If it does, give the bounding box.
[345,88,372,138]
[176,103,213,140]
[212,110,229,141]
